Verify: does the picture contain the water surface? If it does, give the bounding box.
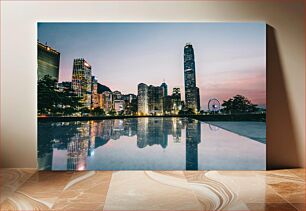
[38,117,266,170]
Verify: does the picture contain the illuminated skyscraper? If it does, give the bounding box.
[160,82,168,97]
[72,58,92,108]
[113,100,125,113]
[184,43,200,112]
[91,76,99,109]
[101,91,113,112]
[112,91,122,101]
[148,85,163,115]
[172,87,182,112]
[37,42,60,81]
[137,83,149,115]
[163,96,173,114]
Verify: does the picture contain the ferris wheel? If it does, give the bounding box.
[208,98,221,114]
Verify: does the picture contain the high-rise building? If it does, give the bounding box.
[160,82,168,97]
[101,91,113,112]
[112,91,122,101]
[148,85,163,115]
[72,58,92,108]
[98,94,103,109]
[172,87,182,112]
[113,100,125,113]
[37,42,60,81]
[163,96,173,114]
[123,94,137,103]
[137,83,149,115]
[123,94,137,115]
[91,76,99,109]
[184,43,200,112]
[195,87,200,112]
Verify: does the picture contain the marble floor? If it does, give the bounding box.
[0,169,304,211]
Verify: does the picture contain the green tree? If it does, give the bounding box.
[38,75,59,114]
[118,110,125,116]
[108,109,117,116]
[38,75,82,116]
[90,107,106,116]
[221,95,259,114]
[178,108,195,116]
[80,107,90,116]
[58,90,83,115]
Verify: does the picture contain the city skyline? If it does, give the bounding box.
[38,22,266,109]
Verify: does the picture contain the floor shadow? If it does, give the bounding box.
[266,25,300,169]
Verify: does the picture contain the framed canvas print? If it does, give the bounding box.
[37,22,266,170]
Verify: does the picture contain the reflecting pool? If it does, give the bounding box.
[38,117,266,170]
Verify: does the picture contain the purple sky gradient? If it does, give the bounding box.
[38,23,266,110]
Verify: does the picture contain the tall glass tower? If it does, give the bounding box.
[37,42,60,81]
[72,58,92,108]
[137,83,149,115]
[184,43,200,112]
[160,82,168,97]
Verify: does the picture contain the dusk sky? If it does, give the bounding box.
[38,22,266,110]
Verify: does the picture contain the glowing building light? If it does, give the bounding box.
[84,62,90,67]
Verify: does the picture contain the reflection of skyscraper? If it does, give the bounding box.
[137,83,149,115]
[172,118,183,143]
[66,121,91,170]
[67,138,89,170]
[37,42,60,81]
[137,118,168,149]
[184,43,200,112]
[136,118,149,148]
[88,121,96,157]
[185,119,201,170]
[72,58,92,108]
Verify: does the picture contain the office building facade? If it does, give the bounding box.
[160,82,168,97]
[148,85,163,115]
[184,43,200,112]
[137,83,149,115]
[72,58,92,108]
[114,100,125,113]
[101,91,113,112]
[91,76,99,109]
[172,87,182,112]
[37,42,60,81]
